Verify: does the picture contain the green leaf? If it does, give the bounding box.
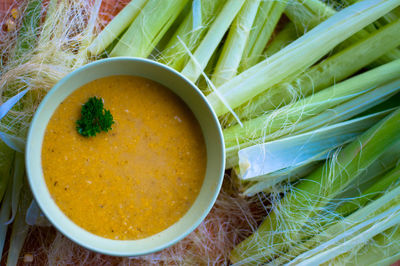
[76,97,114,137]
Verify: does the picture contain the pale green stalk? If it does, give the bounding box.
[0,179,12,258]
[74,0,102,67]
[263,22,299,56]
[332,226,400,266]
[180,0,246,82]
[225,78,400,169]
[269,156,400,265]
[229,17,400,123]
[286,0,400,64]
[273,183,400,265]
[149,4,191,57]
[336,163,400,216]
[0,140,14,202]
[211,0,261,87]
[13,0,42,61]
[239,0,273,70]
[285,0,372,42]
[110,0,189,57]
[207,0,400,116]
[230,108,400,264]
[240,162,320,196]
[6,178,32,266]
[8,153,24,224]
[223,59,400,148]
[88,0,148,55]
[197,40,224,94]
[285,0,335,31]
[240,0,289,70]
[237,110,391,183]
[159,0,227,71]
[294,201,400,265]
[237,109,396,196]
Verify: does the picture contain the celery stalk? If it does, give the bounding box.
[180,0,246,82]
[159,0,227,71]
[211,0,261,87]
[223,59,400,149]
[88,0,149,55]
[231,17,400,123]
[240,0,289,70]
[230,107,400,264]
[110,0,189,57]
[207,0,400,116]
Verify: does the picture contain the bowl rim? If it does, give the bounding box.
[25,57,225,256]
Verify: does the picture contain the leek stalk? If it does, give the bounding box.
[159,0,227,71]
[6,178,32,266]
[270,172,399,265]
[286,0,400,64]
[0,141,14,202]
[0,179,12,257]
[239,0,289,70]
[110,0,189,57]
[263,22,299,57]
[237,110,392,181]
[230,107,400,264]
[211,0,261,87]
[13,0,42,60]
[284,0,335,31]
[207,0,400,116]
[268,149,400,265]
[331,226,400,265]
[293,197,400,265]
[239,162,321,197]
[224,59,400,149]
[180,0,246,82]
[277,184,400,265]
[231,17,400,123]
[335,163,400,217]
[88,0,149,55]
[226,78,400,169]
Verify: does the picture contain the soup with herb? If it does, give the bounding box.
[41,75,207,240]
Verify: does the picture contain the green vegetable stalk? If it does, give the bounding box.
[230,107,400,264]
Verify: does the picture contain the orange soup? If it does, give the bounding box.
[41,76,207,240]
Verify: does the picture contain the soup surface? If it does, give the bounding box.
[42,75,207,240]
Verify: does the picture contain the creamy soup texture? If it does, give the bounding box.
[42,75,207,240]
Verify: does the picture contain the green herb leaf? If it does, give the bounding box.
[76,97,114,137]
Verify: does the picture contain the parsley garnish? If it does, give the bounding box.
[76,97,114,137]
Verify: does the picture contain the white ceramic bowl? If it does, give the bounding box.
[26,57,225,256]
